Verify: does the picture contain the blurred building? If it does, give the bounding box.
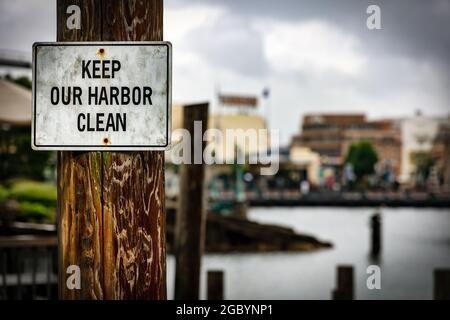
[289,146,320,185]
[166,102,273,198]
[342,120,402,178]
[399,112,444,183]
[291,114,366,166]
[291,113,402,179]
[431,117,450,192]
[208,113,269,162]
[168,103,270,164]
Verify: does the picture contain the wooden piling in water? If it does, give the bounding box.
[174,103,209,300]
[332,265,354,300]
[370,211,382,257]
[434,269,450,300]
[207,270,224,300]
[57,0,166,300]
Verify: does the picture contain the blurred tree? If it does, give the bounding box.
[1,76,53,181]
[413,152,434,182]
[345,141,378,181]
[14,76,32,89]
[2,74,32,89]
[0,126,53,181]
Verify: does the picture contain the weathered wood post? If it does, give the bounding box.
[57,0,166,299]
[174,103,209,299]
[207,270,224,300]
[332,265,354,300]
[434,269,450,300]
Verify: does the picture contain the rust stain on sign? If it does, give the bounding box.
[97,47,106,58]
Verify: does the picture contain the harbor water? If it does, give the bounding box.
[167,207,450,299]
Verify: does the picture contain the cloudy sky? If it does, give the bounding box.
[1,0,449,144]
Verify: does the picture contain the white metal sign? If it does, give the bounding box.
[32,42,172,150]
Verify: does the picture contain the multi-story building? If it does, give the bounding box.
[291,113,402,179]
[291,114,366,166]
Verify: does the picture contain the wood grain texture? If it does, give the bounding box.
[103,0,163,41]
[57,0,166,300]
[58,152,104,299]
[103,152,166,299]
[174,103,209,300]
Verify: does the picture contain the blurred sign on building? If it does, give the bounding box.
[218,94,258,108]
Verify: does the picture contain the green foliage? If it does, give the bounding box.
[3,74,32,89]
[14,76,32,90]
[345,140,379,180]
[18,201,55,223]
[1,180,56,223]
[0,126,54,180]
[8,180,57,207]
[413,152,434,179]
[0,185,10,201]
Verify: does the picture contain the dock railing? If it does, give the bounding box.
[0,235,58,300]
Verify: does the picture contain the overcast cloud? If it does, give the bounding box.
[1,0,449,144]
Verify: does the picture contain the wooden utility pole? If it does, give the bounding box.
[174,103,209,299]
[57,0,166,299]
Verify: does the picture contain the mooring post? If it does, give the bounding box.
[434,269,450,300]
[57,0,166,299]
[332,265,354,300]
[207,270,224,300]
[370,211,382,257]
[174,103,209,300]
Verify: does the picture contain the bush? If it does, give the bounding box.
[18,201,55,223]
[0,180,56,224]
[0,185,9,201]
[0,126,54,181]
[345,141,379,181]
[9,180,57,207]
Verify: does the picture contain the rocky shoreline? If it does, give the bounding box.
[166,207,332,253]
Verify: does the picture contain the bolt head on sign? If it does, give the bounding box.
[32,42,172,150]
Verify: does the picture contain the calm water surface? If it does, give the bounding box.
[167,207,450,299]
